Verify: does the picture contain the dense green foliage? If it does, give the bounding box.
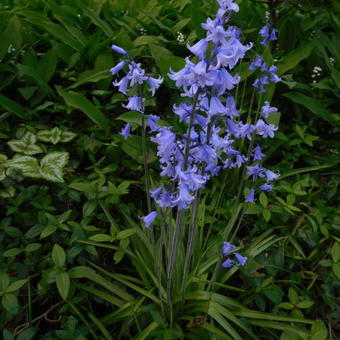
[0,0,339,339]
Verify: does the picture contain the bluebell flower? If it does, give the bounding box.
[259,183,273,191]
[225,96,239,117]
[147,115,159,132]
[216,38,252,69]
[187,39,208,60]
[255,119,278,138]
[150,186,162,199]
[201,17,218,33]
[113,76,129,94]
[173,103,192,122]
[147,76,163,96]
[249,56,264,71]
[245,188,255,203]
[222,241,236,256]
[264,169,279,182]
[222,258,235,268]
[259,25,277,46]
[168,57,195,88]
[173,183,195,208]
[110,60,126,75]
[247,164,264,178]
[252,146,265,161]
[217,0,239,12]
[140,211,157,228]
[268,65,281,83]
[211,68,240,94]
[209,96,226,117]
[207,25,228,44]
[157,190,173,207]
[234,252,247,266]
[261,101,278,118]
[128,63,148,86]
[120,123,131,140]
[123,96,144,112]
[111,44,128,55]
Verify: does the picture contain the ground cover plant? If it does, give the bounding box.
[0,0,339,339]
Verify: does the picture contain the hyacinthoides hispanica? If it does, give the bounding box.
[110,0,281,329]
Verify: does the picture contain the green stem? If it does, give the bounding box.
[180,195,200,310]
[166,90,200,326]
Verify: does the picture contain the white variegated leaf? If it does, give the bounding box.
[61,131,77,143]
[21,132,37,145]
[39,152,69,183]
[37,130,52,143]
[0,154,7,180]
[41,152,69,168]
[50,127,62,144]
[7,140,27,153]
[23,144,43,155]
[6,156,40,178]
[0,154,8,163]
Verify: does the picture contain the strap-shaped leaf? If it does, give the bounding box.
[39,152,69,182]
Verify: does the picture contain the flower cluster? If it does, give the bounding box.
[259,24,277,46]
[221,242,247,268]
[110,0,280,226]
[249,56,281,93]
[110,44,163,140]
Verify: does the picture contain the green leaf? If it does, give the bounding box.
[39,152,69,182]
[59,90,109,131]
[6,156,40,178]
[263,286,283,304]
[83,199,97,218]
[332,263,340,279]
[19,10,82,51]
[56,271,70,300]
[2,329,15,340]
[0,273,10,292]
[297,300,314,309]
[67,69,111,90]
[134,321,158,340]
[280,163,338,179]
[259,192,268,207]
[0,94,24,118]
[68,266,95,279]
[262,209,271,222]
[6,280,27,293]
[331,243,340,263]
[52,244,66,267]
[89,234,113,242]
[24,243,41,252]
[311,321,327,340]
[277,43,314,75]
[116,111,142,125]
[283,92,332,123]
[3,248,23,257]
[69,182,97,193]
[116,229,136,240]
[288,287,299,304]
[121,135,156,164]
[40,225,57,239]
[278,302,294,310]
[79,5,113,37]
[18,64,54,95]
[2,293,19,314]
